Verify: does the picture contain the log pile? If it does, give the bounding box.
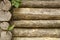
[0,0,12,40]
[12,0,60,40]
[1,0,60,40]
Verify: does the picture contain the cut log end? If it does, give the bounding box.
[1,31,12,40]
[0,10,12,21]
[0,22,9,30]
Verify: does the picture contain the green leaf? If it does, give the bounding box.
[8,25,15,31]
[10,0,22,8]
[14,2,20,8]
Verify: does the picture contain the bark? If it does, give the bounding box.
[13,29,60,37]
[13,37,60,40]
[12,20,60,27]
[13,8,60,20]
[20,1,60,8]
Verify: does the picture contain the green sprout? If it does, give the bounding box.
[8,25,15,31]
[10,0,22,8]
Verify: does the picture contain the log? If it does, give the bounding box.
[13,37,60,40]
[12,20,60,27]
[1,31,12,40]
[0,10,12,21]
[0,0,11,11]
[13,29,60,37]
[13,8,60,20]
[20,1,60,8]
[0,22,9,30]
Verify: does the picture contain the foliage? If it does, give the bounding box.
[10,0,22,8]
[8,25,15,31]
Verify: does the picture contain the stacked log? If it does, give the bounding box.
[12,0,60,40]
[0,0,12,40]
[12,8,60,38]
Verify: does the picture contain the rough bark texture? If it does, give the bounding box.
[1,31,12,40]
[0,10,11,21]
[20,1,60,8]
[13,37,60,40]
[12,20,60,27]
[13,29,60,37]
[13,8,60,20]
[0,22,9,30]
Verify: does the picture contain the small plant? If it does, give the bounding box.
[10,0,22,8]
[6,25,15,34]
[8,25,15,31]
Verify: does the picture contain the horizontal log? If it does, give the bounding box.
[13,29,60,37]
[13,37,60,40]
[12,20,60,27]
[20,1,60,8]
[13,8,60,20]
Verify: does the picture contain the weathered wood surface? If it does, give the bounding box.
[0,10,11,21]
[0,22,9,30]
[12,20,60,27]
[20,1,60,8]
[13,29,60,37]
[13,8,60,20]
[1,31,12,40]
[13,37,60,40]
[0,0,11,11]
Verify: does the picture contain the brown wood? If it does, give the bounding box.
[13,37,60,40]
[13,29,60,37]
[13,8,60,20]
[20,1,60,8]
[12,20,60,27]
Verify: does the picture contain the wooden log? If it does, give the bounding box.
[1,31,12,40]
[13,8,60,20]
[13,29,60,37]
[0,10,12,21]
[0,0,11,11]
[0,22,9,30]
[20,1,60,8]
[12,20,60,27]
[13,37,60,40]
